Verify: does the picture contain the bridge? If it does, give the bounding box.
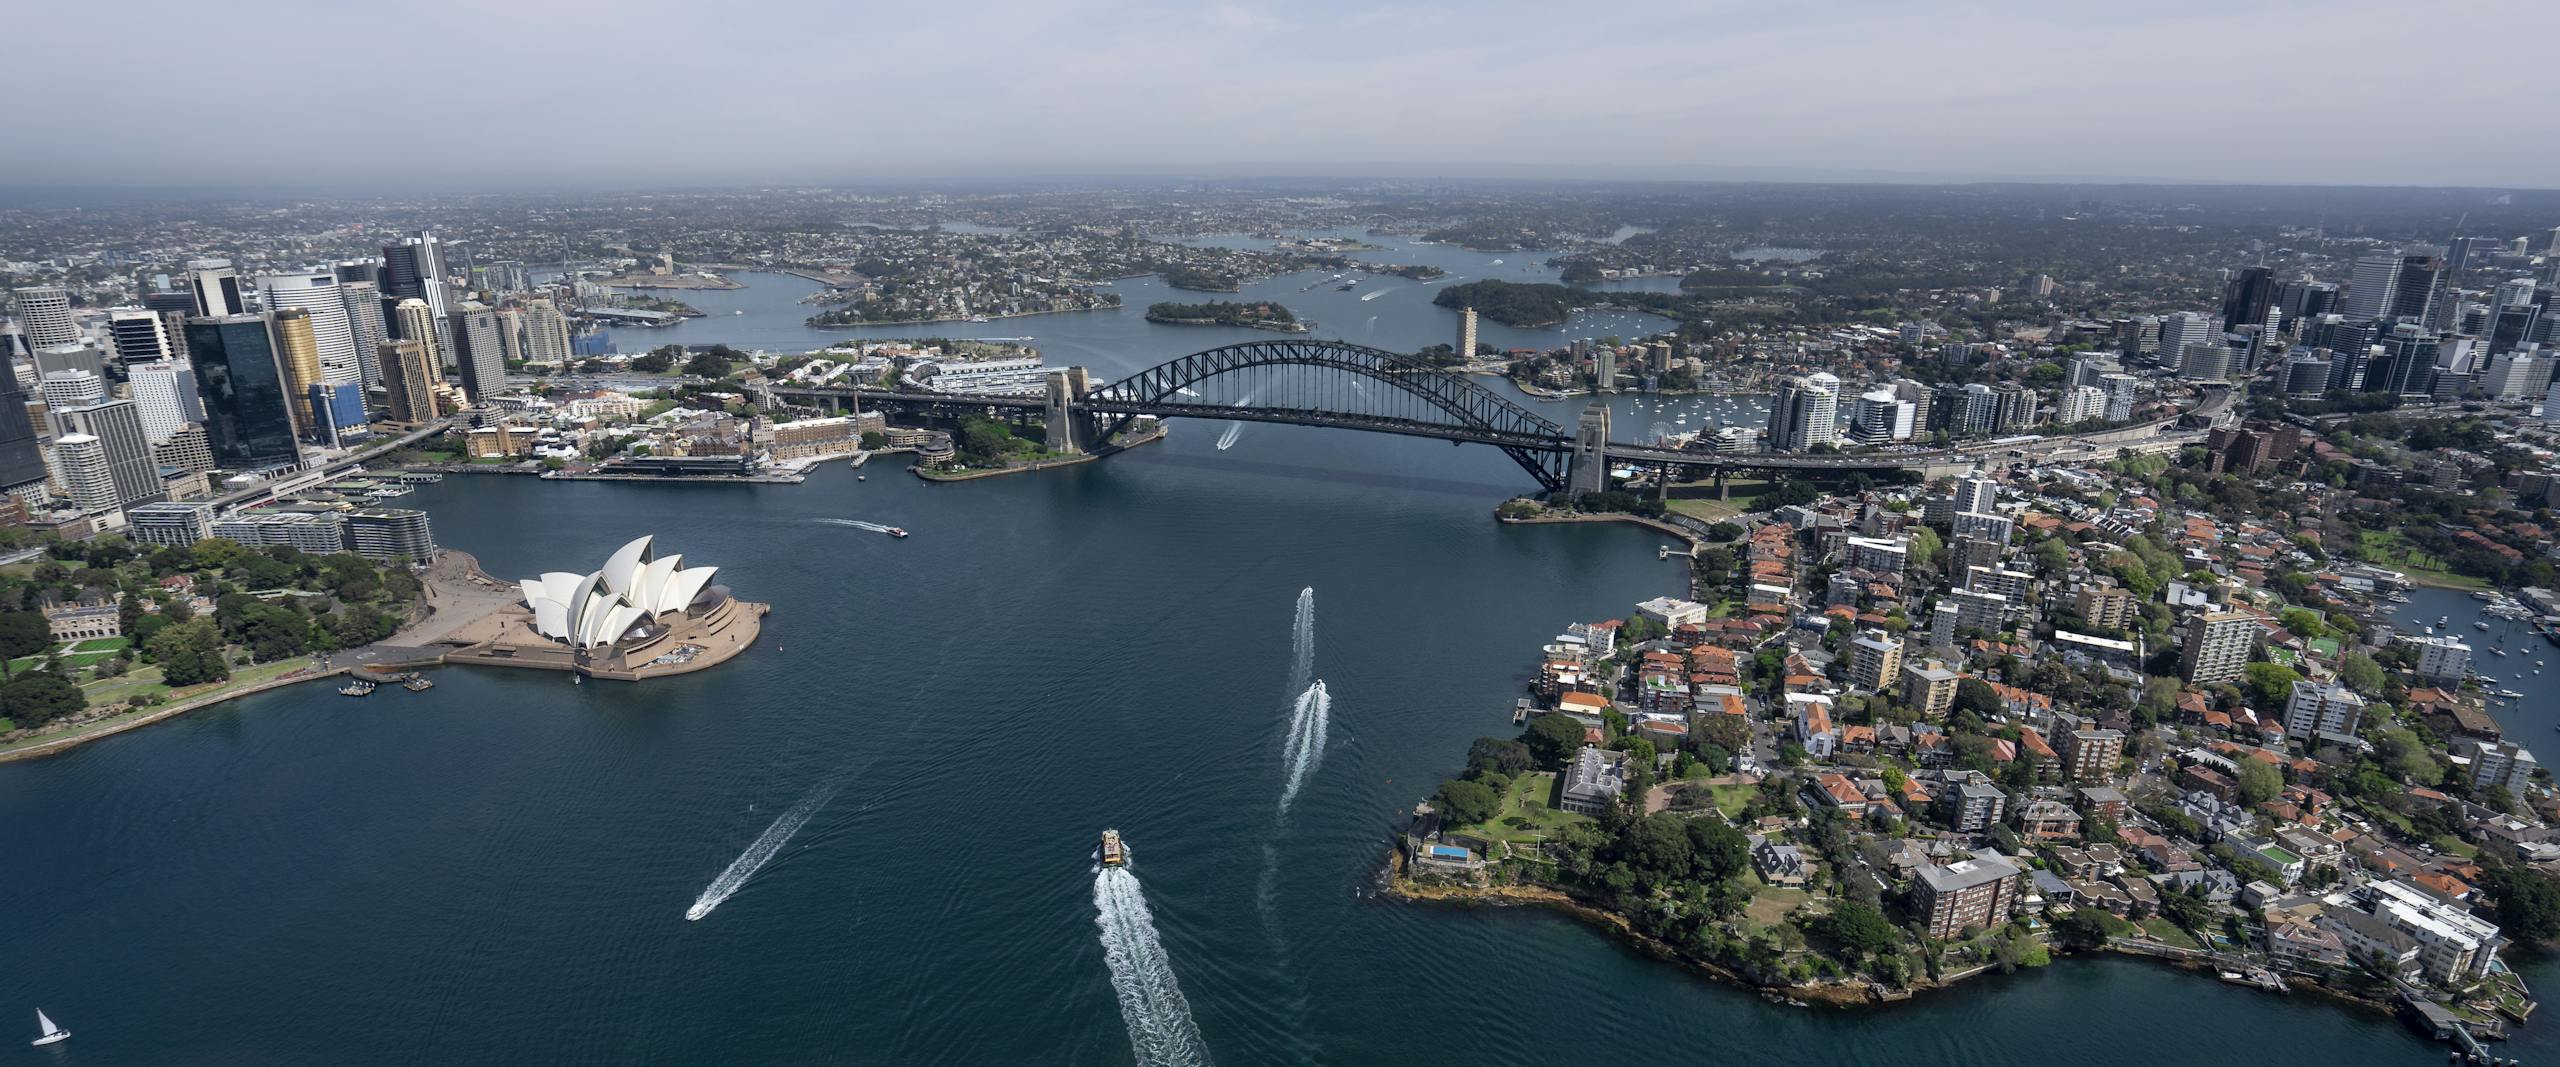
[764,340,2220,494]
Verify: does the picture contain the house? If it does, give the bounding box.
[2016,799,2083,842]
[1559,746,1628,816]
[1789,693,1838,759]
[1751,836,1809,887]
[1808,772,1873,817]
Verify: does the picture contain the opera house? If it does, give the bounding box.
[441,535,767,680]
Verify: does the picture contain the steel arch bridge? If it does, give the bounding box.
[1079,339,1574,490]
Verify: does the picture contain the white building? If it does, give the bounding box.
[2283,681,2367,739]
[2364,879,2502,985]
[2404,634,2472,683]
[1635,596,1711,629]
[127,360,201,445]
[49,434,116,513]
[2055,384,2107,424]
[2459,739,2539,796]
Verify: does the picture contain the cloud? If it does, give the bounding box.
[3,0,2555,188]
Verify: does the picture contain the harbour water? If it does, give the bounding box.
[1,249,2550,1063]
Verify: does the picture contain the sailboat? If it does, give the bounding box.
[31,1009,67,1046]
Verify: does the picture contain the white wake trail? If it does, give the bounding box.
[816,518,891,533]
[1276,680,1330,814]
[1094,867,1211,1067]
[686,780,841,921]
[1215,422,1244,451]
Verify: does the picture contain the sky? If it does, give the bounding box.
[7,0,2558,190]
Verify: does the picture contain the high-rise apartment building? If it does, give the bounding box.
[0,363,50,493]
[183,314,303,470]
[339,281,387,391]
[38,369,106,411]
[1768,372,1839,451]
[1456,307,1477,361]
[2179,610,2257,684]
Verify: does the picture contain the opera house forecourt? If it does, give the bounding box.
[442,535,767,680]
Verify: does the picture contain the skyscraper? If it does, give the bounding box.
[2220,266,2273,332]
[519,297,572,364]
[185,259,246,318]
[0,360,50,494]
[2390,253,2447,326]
[183,314,303,470]
[50,400,163,511]
[2180,610,2257,684]
[50,434,116,514]
[269,308,324,440]
[377,340,445,424]
[1456,307,1477,362]
[106,307,174,367]
[128,359,202,444]
[2155,312,2214,372]
[381,232,454,364]
[257,272,364,390]
[1769,372,1839,451]
[390,297,442,365]
[338,280,387,391]
[11,286,79,348]
[453,301,507,402]
[2343,250,2400,322]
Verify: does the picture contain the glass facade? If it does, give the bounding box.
[183,315,303,470]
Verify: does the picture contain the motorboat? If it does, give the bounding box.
[884,527,910,539]
[1100,829,1127,867]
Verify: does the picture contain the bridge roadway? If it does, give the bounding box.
[772,382,2223,479]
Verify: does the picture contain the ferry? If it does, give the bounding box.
[884,527,910,539]
[1099,828,1127,867]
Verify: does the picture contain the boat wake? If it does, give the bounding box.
[1358,289,1390,302]
[1094,867,1211,1067]
[817,518,893,534]
[1215,422,1244,451]
[1277,680,1329,814]
[686,779,841,921]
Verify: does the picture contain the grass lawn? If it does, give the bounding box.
[2138,919,2201,949]
[1708,782,1759,818]
[1745,884,1811,927]
[1472,772,1590,844]
[2357,530,2489,591]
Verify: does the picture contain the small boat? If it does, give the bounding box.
[339,680,376,697]
[30,1009,66,1047]
[572,674,582,686]
[2476,622,2490,631]
[856,475,866,482]
[1100,828,1127,867]
[884,527,909,539]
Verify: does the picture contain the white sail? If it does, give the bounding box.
[34,1009,58,1038]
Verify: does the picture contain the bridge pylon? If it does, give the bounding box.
[1566,403,1610,498]
[1045,367,1092,452]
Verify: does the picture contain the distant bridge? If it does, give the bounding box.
[764,340,2217,494]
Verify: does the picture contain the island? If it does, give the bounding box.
[1143,300,1307,332]
[1432,279,1583,328]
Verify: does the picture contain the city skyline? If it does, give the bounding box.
[3,0,2557,190]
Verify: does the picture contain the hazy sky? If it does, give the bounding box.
[8,0,2557,189]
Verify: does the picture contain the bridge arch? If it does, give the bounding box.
[1085,339,1571,490]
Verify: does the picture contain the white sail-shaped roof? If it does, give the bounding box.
[518,537,723,650]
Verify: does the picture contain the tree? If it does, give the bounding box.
[0,612,50,678]
[2241,662,2302,711]
[1433,779,1500,826]
[2486,867,2560,945]
[1953,678,2002,719]
[1522,712,1587,770]
[2338,652,2387,696]
[2052,908,2112,950]
[1466,736,1535,777]
[2234,757,2283,805]
[149,619,230,687]
[0,671,83,727]
[1819,901,1898,958]
[860,430,888,451]
[683,350,734,378]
